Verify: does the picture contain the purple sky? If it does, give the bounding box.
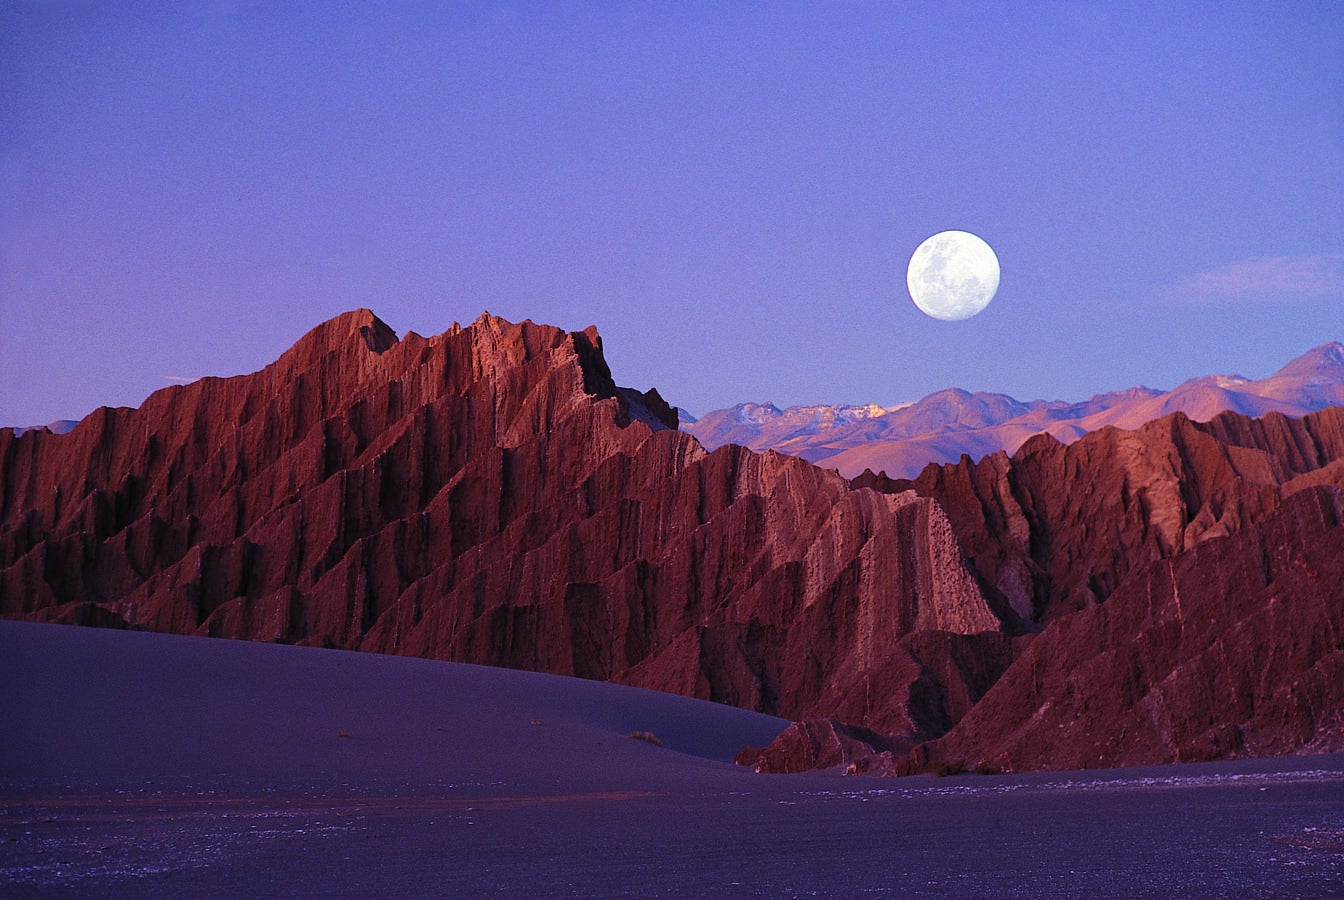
[2,2,1341,425]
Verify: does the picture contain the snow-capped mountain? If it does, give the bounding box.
[683,341,1344,479]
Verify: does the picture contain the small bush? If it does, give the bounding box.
[845,758,872,776]
[627,730,664,747]
[336,729,352,739]
[974,763,1003,776]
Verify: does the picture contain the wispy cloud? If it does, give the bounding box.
[162,375,200,384]
[1162,254,1344,304]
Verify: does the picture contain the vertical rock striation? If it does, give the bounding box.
[904,484,1344,773]
[5,308,1340,773]
[848,406,1344,773]
[0,310,999,737]
[860,407,1344,626]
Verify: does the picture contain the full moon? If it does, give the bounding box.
[906,230,1000,321]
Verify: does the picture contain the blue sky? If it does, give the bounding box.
[2,1,1341,424]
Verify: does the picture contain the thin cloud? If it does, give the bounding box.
[1163,254,1344,304]
[162,375,200,384]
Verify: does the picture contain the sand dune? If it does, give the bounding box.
[4,621,1343,896]
[0,620,786,793]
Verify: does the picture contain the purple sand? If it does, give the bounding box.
[3,621,1342,897]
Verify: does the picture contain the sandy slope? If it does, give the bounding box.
[3,621,1343,897]
[0,620,786,793]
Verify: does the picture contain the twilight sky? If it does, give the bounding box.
[2,1,1341,426]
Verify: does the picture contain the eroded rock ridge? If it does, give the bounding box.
[0,310,996,739]
[4,310,1341,773]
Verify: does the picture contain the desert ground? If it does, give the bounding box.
[3,620,1342,897]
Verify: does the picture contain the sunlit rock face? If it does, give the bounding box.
[858,404,1344,773]
[904,484,1344,774]
[870,405,1344,626]
[0,309,999,736]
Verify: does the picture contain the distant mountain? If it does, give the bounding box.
[684,341,1344,479]
[8,420,78,437]
[684,401,900,454]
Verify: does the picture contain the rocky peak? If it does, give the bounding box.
[276,308,398,364]
[0,308,999,740]
[1270,340,1344,381]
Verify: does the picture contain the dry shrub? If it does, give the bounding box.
[627,731,664,747]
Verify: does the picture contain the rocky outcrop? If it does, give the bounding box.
[0,310,1000,736]
[739,627,1020,774]
[861,406,1344,626]
[902,485,1344,773]
[734,719,908,774]
[840,405,1344,772]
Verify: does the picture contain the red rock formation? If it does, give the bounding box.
[861,406,1344,626]
[902,485,1344,773]
[732,455,1344,775]
[734,719,909,774]
[738,627,1021,774]
[841,405,1344,772]
[6,308,1340,773]
[0,310,1000,736]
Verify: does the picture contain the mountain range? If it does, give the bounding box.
[685,341,1344,479]
[8,420,77,438]
[2,310,1341,775]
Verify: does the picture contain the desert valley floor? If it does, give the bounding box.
[3,620,1342,897]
